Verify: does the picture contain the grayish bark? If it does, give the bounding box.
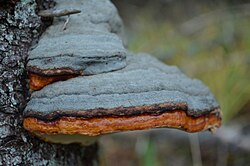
[0,0,98,165]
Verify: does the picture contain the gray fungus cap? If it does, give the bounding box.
[25,53,220,118]
[27,0,126,77]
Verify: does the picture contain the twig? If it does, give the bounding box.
[62,16,70,31]
[189,133,203,166]
[38,9,81,17]
[38,9,81,31]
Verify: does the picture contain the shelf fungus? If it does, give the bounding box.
[27,33,126,91]
[23,53,222,145]
[27,0,125,91]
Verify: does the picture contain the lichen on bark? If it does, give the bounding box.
[0,0,98,165]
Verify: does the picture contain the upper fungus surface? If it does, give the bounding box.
[28,33,126,75]
[27,0,126,77]
[49,0,123,35]
[24,53,220,119]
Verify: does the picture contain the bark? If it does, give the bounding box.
[0,0,98,165]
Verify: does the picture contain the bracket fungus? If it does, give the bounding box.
[24,0,221,145]
[23,53,222,145]
[27,0,125,91]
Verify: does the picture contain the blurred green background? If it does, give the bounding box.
[99,1,250,166]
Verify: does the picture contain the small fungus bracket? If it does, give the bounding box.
[38,9,81,30]
[27,0,126,91]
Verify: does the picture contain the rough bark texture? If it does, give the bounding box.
[0,0,98,165]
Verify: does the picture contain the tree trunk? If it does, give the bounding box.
[0,0,98,165]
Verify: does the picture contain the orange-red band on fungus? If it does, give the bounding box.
[23,110,221,136]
